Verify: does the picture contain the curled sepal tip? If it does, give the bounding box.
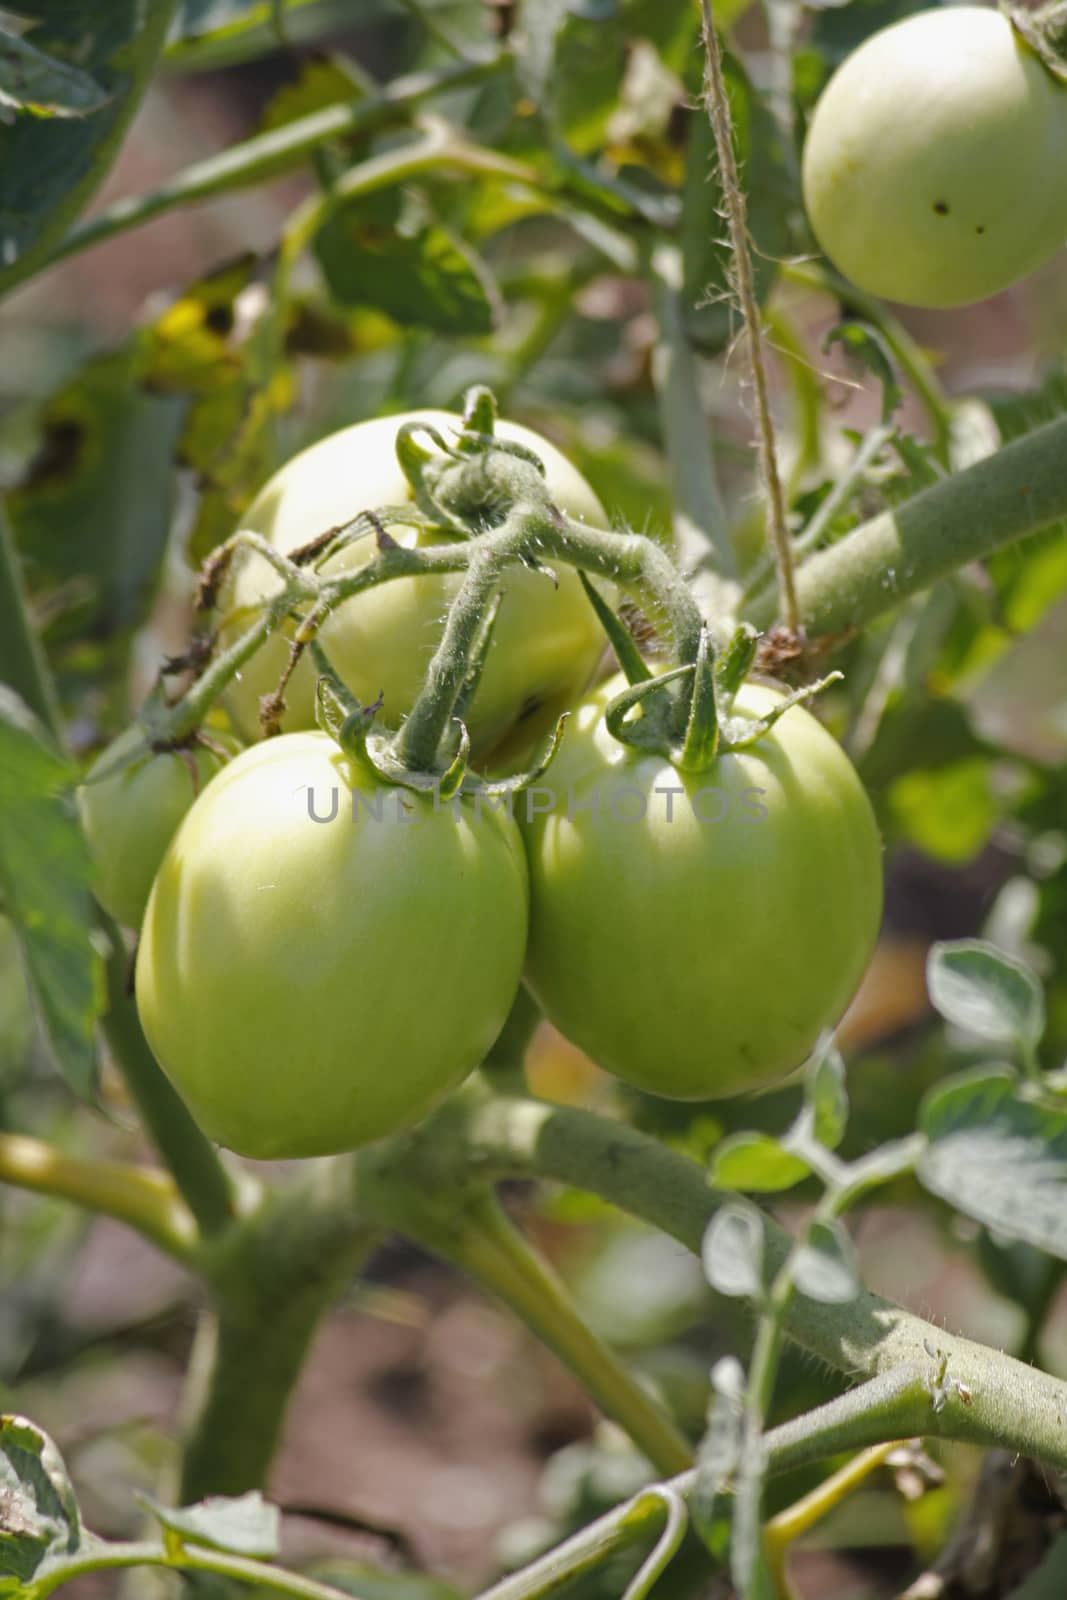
[578,570,651,686]
[393,421,471,534]
[468,711,571,798]
[675,625,720,774]
[605,665,695,754]
[724,671,844,749]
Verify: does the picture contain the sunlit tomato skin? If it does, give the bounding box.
[802,7,1067,308]
[135,732,529,1160]
[521,677,883,1100]
[223,412,607,752]
[77,726,235,930]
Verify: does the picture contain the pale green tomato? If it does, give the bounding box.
[135,731,529,1159]
[77,726,235,930]
[223,411,607,751]
[802,6,1067,308]
[521,676,883,1100]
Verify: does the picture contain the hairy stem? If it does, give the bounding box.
[698,0,797,632]
[425,1091,1067,1470]
[746,413,1067,634]
[473,1367,949,1600]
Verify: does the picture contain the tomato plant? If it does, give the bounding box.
[77,725,235,929]
[3,5,1067,1600]
[802,6,1067,308]
[222,411,608,752]
[135,730,529,1159]
[522,674,883,1099]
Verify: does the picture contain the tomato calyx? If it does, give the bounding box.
[311,637,569,802]
[604,620,842,774]
[1006,0,1067,84]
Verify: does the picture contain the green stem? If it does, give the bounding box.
[32,1540,361,1600]
[394,525,527,770]
[746,413,1067,634]
[472,1366,949,1600]
[0,1131,197,1262]
[101,919,237,1240]
[0,505,62,738]
[646,242,736,592]
[32,56,501,277]
[481,985,544,1094]
[426,1091,1067,1470]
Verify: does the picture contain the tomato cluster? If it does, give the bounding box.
[81,415,884,1160]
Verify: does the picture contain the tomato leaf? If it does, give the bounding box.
[0,26,110,121]
[0,1414,81,1591]
[792,1220,860,1304]
[711,1134,810,1194]
[917,1069,1067,1258]
[7,347,185,714]
[701,1199,765,1298]
[315,189,500,336]
[927,940,1045,1054]
[0,1,178,297]
[138,1492,280,1558]
[690,1354,744,1553]
[0,689,102,1099]
[806,1038,849,1150]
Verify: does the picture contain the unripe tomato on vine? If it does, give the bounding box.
[802,6,1067,308]
[222,411,608,753]
[135,731,529,1159]
[521,671,883,1100]
[77,726,236,930]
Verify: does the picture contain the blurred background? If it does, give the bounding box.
[2,3,1067,1596]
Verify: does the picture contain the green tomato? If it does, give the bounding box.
[521,676,883,1100]
[77,726,235,930]
[802,6,1067,308]
[223,411,607,751]
[135,731,529,1159]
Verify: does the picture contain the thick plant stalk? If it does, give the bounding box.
[421,1092,1067,1471]
[181,1167,377,1500]
[746,412,1067,634]
[355,1155,693,1479]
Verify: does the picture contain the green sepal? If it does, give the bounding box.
[463,711,571,798]
[605,665,695,753]
[714,623,759,705]
[675,626,720,774]
[722,672,843,749]
[432,722,470,801]
[460,384,498,442]
[393,420,471,533]
[578,571,651,686]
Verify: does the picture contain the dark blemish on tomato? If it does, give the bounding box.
[976,225,986,235]
[933,201,949,216]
